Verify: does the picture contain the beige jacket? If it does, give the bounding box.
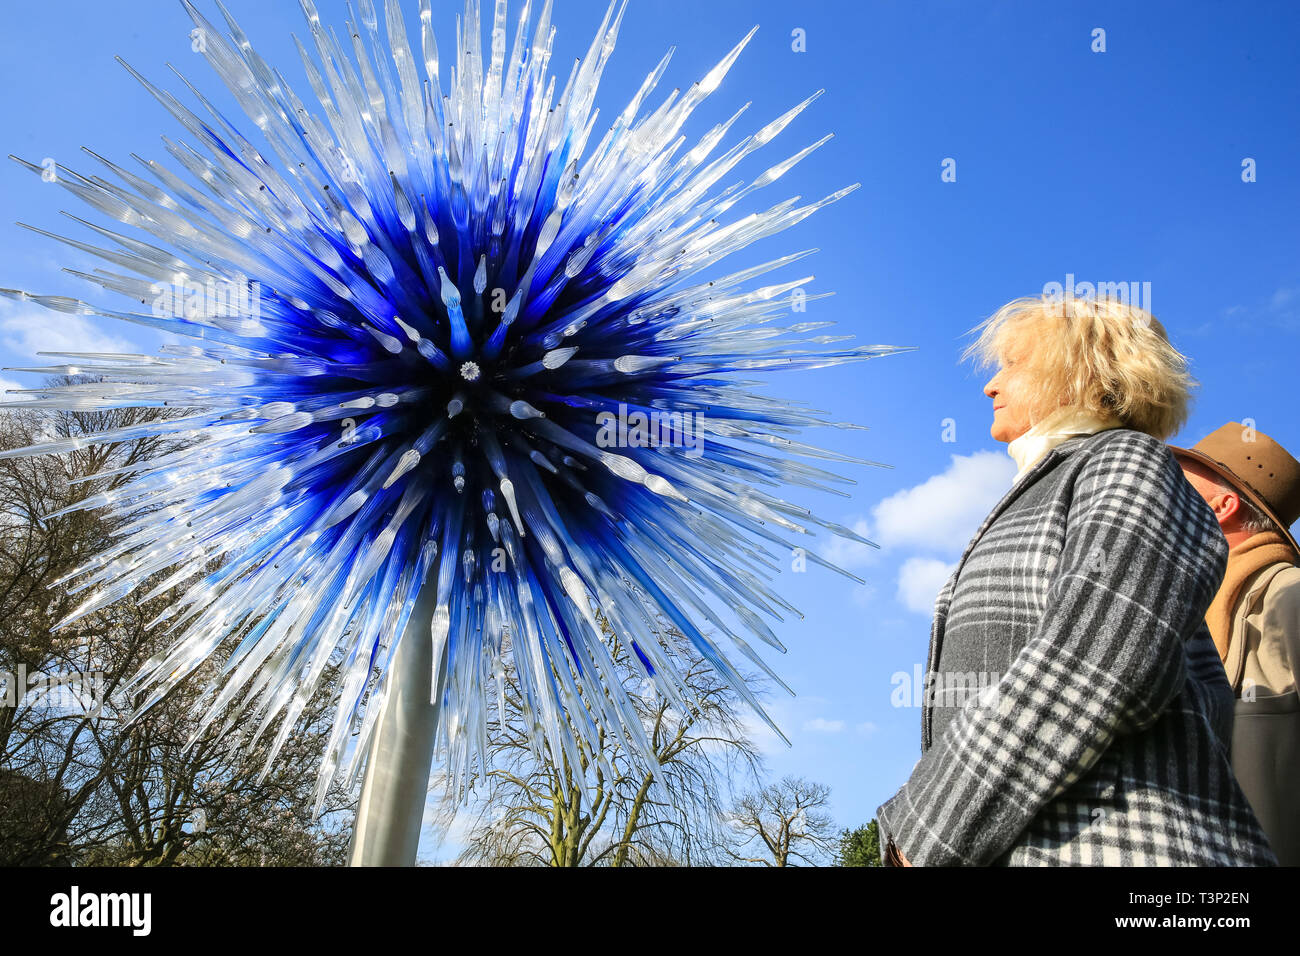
[1225,560,1300,866]
[1224,562,1300,698]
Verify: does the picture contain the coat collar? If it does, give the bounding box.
[945,431,1100,609]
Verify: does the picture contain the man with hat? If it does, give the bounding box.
[1172,422,1300,865]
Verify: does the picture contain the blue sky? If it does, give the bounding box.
[2,0,1298,860]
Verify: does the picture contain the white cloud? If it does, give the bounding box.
[0,303,131,359]
[872,451,1015,554]
[737,698,849,754]
[855,721,878,736]
[1269,287,1297,311]
[0,377,32,403]
[803,717,845,733]
[896,557,957,615]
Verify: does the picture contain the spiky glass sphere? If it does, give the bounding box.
[2,0,899,811]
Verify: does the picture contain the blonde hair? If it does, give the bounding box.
[962,294,1195,439]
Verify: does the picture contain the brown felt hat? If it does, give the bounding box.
[1170,422,1300,555]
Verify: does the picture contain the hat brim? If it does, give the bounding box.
[1169,444,1300,557]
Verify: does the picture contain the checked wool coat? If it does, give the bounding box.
[876,427,1277,865]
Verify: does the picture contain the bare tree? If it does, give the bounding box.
[433,623,765,866]
[727,775,838,866]
[0,390,355,866]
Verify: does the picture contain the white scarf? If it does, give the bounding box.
[1007,407,1122,482]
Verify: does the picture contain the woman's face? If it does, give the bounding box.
[983,340,1036,443]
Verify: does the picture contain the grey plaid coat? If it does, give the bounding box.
[876,428,1277,865]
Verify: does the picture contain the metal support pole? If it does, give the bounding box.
[348,585,440,866]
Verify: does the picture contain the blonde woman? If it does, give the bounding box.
[877,294,1276,866]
